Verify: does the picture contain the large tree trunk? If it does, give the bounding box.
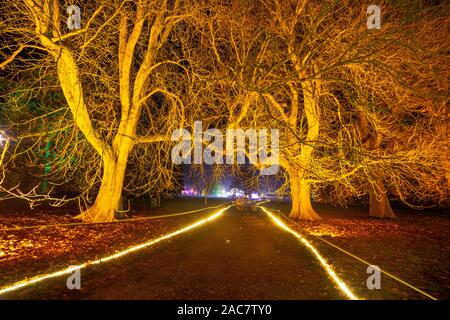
[289,174,322,221]
[53,47,128,223]
[355,111,396,218]
[287,79,322,221]
[33,8,166,223]
[369,177,396,219]
[75,145,131,222]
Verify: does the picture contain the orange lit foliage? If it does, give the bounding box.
[1,0,203,221]
[195,0,449,219]
[0,0,448,222]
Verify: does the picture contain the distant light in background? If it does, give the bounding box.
[218,190,229,198]
[0,131,12,165]
[181,187,201,196]
[0,129,17,148]
[229,188,244,197]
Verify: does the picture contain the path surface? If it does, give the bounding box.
[4,207,345,299]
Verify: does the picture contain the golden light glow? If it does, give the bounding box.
[260,206,359,300]
[307,230,340,237]
[0,206,230,296]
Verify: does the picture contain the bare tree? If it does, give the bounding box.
[0,0,199,221]
[1,0,447,222]
[197,0,449,220]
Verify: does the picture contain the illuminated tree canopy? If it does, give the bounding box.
[0,0,448,221]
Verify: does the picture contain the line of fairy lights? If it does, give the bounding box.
[0,206,231,296]
[0,203,227,232]
[1,204,358,299]
[260,206,359,300]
